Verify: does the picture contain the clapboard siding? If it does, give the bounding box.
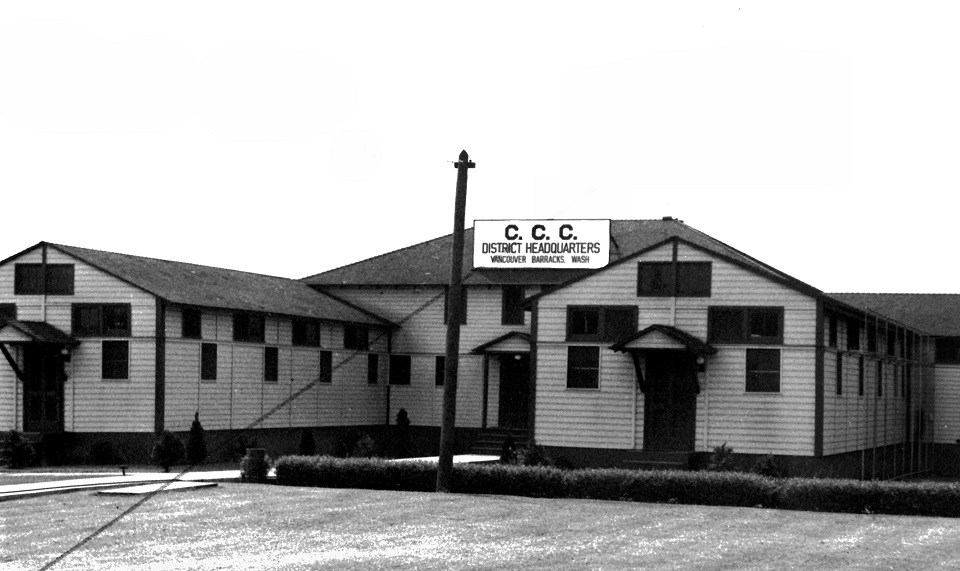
[933,365,960,444]
[387,355,483,427]
[534,241,819,454]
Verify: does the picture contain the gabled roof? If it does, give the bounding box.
[609,324,717,357]
[0,319,76,345]
[4,243,394,327]
[303,219,815,290]
[827,293,960,336]
[470,331,532,354]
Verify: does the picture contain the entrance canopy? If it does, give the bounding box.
[609,325,715,394]
[0,320,77,346]
[470,331,532,355]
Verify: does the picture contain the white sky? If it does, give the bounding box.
[1,2,957,293]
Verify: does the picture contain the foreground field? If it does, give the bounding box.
[3,483,960,570]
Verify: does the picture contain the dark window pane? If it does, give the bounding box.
[14,264,43,294]
[502,285,525,325]
[709,307,745,343]
[675,262,711,297]
[867,325,877,353]
[343,324,369,351]
[293,320,320,346]
[102,305,131,336]
[566,346,600,389]
[234,314,265,343]
[568,307,600,339]
[637,262,674,297]
[319,351,332,383]
[201,343,217,381]
[264,347,278,382]
[102,341,129,380]
[0,304,16,320]
[748,308,781,341]
[45,265,74,295]
[73,305,101,336]
[745,348,780,392]
[936,337,960,364]
[367,353,379,385]
[182,309,202,339]
[828,315,838,348]
[847,320,861,351]
[604,307,636,341]
[389,355,411,386]
[836,353,843,395]
[435,355,445,386]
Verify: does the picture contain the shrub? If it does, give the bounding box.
[752,455,787,479]
[299,428,317,456]
[499,435,517,464]
[89,441,123,465]
[515,445,553,467]
[773,478,960,517]
[394,408,411,458]
[709,443,734,471]
[151,430,185,472]
[187,412,207,465]
[352,434,378,458]
[6,431,34,469]
[229,435,259,462]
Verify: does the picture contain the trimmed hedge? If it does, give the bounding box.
[274,455,960,517]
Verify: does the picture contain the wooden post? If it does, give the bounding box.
[437,150,474,493]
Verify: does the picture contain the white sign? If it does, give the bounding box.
[473,219,610,269]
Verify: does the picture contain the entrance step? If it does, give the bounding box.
[624,451,692,471]
[470,428,529,457]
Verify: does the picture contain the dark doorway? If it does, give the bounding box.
[643,351,697,451]
[23,344,65,432]
[498,354,530,428]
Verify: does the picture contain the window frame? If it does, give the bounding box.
[389,355,412,386]
[72,303,132,337]
[501,285,525,325]
[566,345,600,389]
[367,353,379,385]
[292,319,320,347]
[319,350,332,384]
[102,340,129,380]
[200,343,217,381]
[566,305,638,343]
[847,319,861,351]
[708,306,784,345]
[182,308,202,340]
[264,346,279,383]
[637,261,712,298]
[745,348,780,393]
[233,313,265,343]
[14,263,75,295]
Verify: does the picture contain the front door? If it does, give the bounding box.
[643,351,697,451]
[23,344,65,432]
[498,354,530,428]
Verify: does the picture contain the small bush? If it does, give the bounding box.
[394,408,411,458]
[709,443,734,471]
[89,441,124,465]
[299,428,317,456]
[151,430,185,472]
[499,435,517,464]
[6,431,34,468]
[352,434,378,458]
[187,412,207,465]
[515,445,553,467]
[752,455,788,479]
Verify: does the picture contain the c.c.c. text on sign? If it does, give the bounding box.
[473,219,610,269]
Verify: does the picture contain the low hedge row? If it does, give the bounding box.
[273,455,960,517]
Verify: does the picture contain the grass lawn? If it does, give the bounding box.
[4,483,960,570]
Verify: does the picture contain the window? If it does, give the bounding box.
[264,347,278,382]
[14,264,74,295]
[567,346,600,389]
[389,355,411,385]
[745,348,780,392]
[367,354,379,385]
[72,304,131,337]
[566,306,637,342]
[835,352,843,395]
[502,285,525,325]
[887,327,896,356]
[637,261,711,297]
[0,304,16,320]
[201,343,217,381]
[858,356,865,397]
[847,319,860,351]
[233,313,265,343]
[182,308,202,339]
[708,306,784,344]
[102,341,129,380]
[319,351,332,383]
[867,324,877,353]
[435,355,445,386]
[293,319,320,347]
[343,324,369,351]
[828,315,838,348]
[444,287,468,324]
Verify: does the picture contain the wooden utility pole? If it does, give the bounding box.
[436,149,474,492]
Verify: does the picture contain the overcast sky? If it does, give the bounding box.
[1,3,957,293]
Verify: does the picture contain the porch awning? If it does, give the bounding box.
[470,331,532,355]
[0,319,77,346]
[608,324,716,357]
